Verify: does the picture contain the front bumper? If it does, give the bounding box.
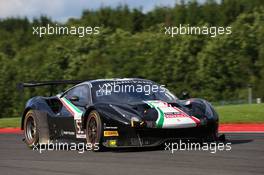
[102,121,218,148]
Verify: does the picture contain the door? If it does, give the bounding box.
[58,84,90,139]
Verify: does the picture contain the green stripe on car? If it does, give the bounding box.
[144,101,165,128]
[62,97,82,114]
[156,107,164,128]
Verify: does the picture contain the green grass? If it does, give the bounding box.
[0,117,20,128]
[216,103,264,123]
[0,104,263,128]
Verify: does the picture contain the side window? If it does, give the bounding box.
[65,85,90,104]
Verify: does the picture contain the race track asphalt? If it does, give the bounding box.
[0,133,263,175]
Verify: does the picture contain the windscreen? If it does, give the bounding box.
[91,80,177,104]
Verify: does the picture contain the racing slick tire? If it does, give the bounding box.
[24,110,50,148]
[86,110,103,151]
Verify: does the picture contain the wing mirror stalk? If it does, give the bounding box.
[70,96,79,102]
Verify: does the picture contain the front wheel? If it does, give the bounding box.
[204,126,219,142]
[86,110,103,151]
[206,131,218,142]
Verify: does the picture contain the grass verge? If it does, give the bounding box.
[216,103,264,123]
[0,117,20,128]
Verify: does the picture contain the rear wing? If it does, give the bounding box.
[17,80,85,89]
[17,80,86,96]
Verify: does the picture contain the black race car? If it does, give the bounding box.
[21,78,220,150]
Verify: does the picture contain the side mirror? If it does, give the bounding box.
[181,91,190,100]
[70,96,79,102]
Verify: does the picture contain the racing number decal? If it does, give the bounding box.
[75,119,85,137]
[144,100,200,129]
[60,97,86,138]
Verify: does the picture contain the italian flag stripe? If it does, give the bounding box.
[156,107,164,128]
[62,97,82,114]
[59,97,83,120]
[144,101,165,128]
[144,100,199,128]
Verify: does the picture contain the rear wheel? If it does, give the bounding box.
[23,110,50,148]
[86,110,103,151]
[24,111,39,147]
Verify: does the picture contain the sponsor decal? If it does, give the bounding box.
[103,123,118,129]
[165,113,186,118]
[104,131,119,137]
[144,100,200,128]
[108,140,117,147]
[62,131,75,136]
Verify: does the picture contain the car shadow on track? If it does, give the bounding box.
[223,133,254,145]
[105,146,163,153]
[225,139,253,144]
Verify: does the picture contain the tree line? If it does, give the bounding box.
[0,0,264,117]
